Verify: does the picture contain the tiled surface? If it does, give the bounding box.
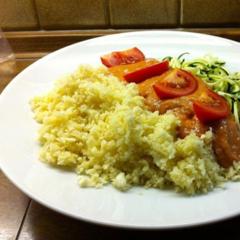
[0,0,38,30]
[181,0,240,26]
[0,171,30,240]
[35,0,107,29]
[1,0,240,30]
[109,0,179,27]
[11,198,240,239]
[18,201,118,240]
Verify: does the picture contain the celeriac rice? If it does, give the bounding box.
[31,65,240,194]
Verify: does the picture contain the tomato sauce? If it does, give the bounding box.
[109,60,240,168]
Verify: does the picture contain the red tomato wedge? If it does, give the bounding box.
[193,89,230,123]
[124,61,169,83]
[100,47,145,67]
[153,69,198,99]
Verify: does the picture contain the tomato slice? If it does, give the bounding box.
[100,47,145,67]
[153,69,198,99]
[124,61,169,83]
[193,89,230,123]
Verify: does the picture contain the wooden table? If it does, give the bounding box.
[1,58,240,240]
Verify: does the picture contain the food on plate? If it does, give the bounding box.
[100,47,145,67]
[124,61,169,83]
[109,51,240,168]
[192,89,230,123]
[31,47,240,195]
[152,69,198,99]
[163,53,240,168]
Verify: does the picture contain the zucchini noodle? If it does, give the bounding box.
[163,54,240,125]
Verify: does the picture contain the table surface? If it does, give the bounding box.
[1,58,240,240]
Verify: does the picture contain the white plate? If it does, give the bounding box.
[1,31,240,229]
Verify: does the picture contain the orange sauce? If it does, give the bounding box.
[109,59,240,167]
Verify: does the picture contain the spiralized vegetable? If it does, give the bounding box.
[162,54,240,125]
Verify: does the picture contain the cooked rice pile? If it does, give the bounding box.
[31,65,240,194]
